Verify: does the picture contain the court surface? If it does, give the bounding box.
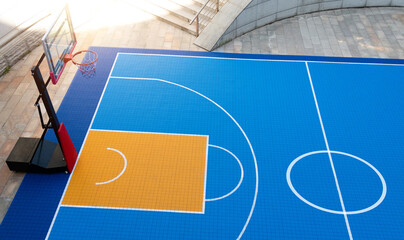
[1,47,404,239]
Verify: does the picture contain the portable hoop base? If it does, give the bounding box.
[7,55,78,173]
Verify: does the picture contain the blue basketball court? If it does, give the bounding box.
[1,47,403,239]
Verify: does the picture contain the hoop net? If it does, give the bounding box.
[67,50,98,78]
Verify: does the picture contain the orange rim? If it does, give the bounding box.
[71,50,98,66]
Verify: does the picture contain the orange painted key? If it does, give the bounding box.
[62,130,208,213]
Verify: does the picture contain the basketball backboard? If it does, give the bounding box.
[42,4,76,84]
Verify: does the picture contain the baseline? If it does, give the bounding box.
[116,52,404,67]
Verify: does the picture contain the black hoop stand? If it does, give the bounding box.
[6,54,68,173]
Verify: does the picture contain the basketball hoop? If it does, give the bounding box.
[64,50,98,78]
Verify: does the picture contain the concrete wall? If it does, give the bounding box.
[214,0,404,48]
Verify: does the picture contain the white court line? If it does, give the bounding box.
[95,148,127,185]
[61,204,204,215]
[118,52,404,66]
[90,128,208,137]
[45,53,121,240]
[203,136,209,213]
[205,144,244,202]
[109,76,259,240]
[305,62,353,240]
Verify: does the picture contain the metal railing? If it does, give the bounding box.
[190,0,221,37]
[0,13,51,76]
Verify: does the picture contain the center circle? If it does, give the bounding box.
[286,150,387,215]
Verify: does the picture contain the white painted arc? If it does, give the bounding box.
[95,148,128,185]
[205,144,244,202]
